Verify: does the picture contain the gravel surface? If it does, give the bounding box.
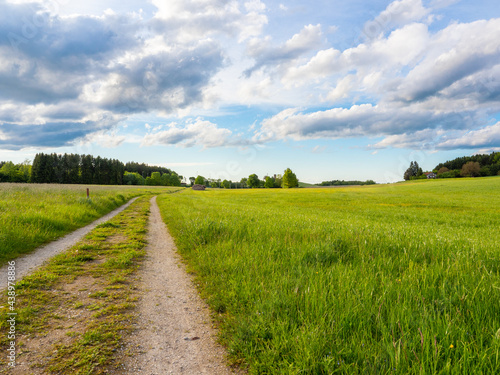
[115,196,237,374]
[0,198,137,290]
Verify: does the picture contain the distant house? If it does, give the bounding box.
[192,184,206,191]
[425,172,437,179]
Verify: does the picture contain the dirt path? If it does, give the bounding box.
[113,196,236,374]
[0,197,137,290]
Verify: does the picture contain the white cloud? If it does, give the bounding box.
[141,118,233,148]
[283,22,430,86]
[363,0,431,40]
[151,0,267,42]
[245,24,323,76]
[435,122,500,149]
[255,102,477,144]
[81,130,126,148]
[393,19,500,102]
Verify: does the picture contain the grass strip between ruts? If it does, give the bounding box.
[0,195,151,374]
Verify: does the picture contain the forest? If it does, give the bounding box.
[433,151,500,177]
[0,153,182,186]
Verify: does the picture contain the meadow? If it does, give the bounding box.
[157,177,500,374]
[0,183,180,264]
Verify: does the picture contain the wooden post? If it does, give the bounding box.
[87,188,89,199]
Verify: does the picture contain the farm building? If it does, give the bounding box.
[425,172,437,179]
[192,184,206,191]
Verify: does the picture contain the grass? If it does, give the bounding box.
[0,183,181,265]
[0,195,151,374]
[157,177,500,374]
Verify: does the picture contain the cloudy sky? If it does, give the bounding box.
[1,0,499,183]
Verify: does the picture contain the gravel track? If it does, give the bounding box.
[115,196,237,374]
[0,197,137,290]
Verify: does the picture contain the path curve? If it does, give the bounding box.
[0,197,138,290]
[115,196,236,374]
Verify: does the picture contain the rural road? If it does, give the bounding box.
[0,197,137,290]
[114,196,235,374]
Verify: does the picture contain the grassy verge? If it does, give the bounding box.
[157,177,500,374]
[0,195,151,374]
[0,184,180,264]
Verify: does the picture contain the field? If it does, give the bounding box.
[157,177,500,374]
[0,183,180,265]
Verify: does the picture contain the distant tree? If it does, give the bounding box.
[80,155,94,184]
[282,168,298,188]
[480,166,492,177]
[151,171,162,185]
[169,173,181,186]
[161,173,170,186]
[437,167,449,175]
[240,177,248,188]
[461,161,481,177]
[189,177,196,186]
[18,159,32,182]
[404,161,423,180]
[123,171,145,185]
[194,175,205,185]
[222,179,231,189]
[264,176,274,188]
[247,174,260,188]
[274,174,282,188]
[0,162,23,182]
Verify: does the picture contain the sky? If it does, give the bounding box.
[1,0,500,183]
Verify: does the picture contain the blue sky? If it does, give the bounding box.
[1,0,500,183]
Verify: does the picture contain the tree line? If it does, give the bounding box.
[434,152,500,178]
[403,151,500,180]
[0,153,182,186]
[191,168,299,189]
[316,179,376,186]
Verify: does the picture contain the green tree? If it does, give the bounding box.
[282,168,298,188]
[274,174,282,188]
[169,173,181,186]
[194,175,205,185]
[222,179,231,189]
[18,159,32,182]
[0,162,23,182]
[404,161,423,180]
[247,174,260,188]
[151,171,162,185]
[80,155,94,184]
[264,176,274,188]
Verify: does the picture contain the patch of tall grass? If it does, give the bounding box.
[157,177,500,374]
[0,183,179,264]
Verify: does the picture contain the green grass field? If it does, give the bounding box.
[0,183,180,265]
[157,177,500,374]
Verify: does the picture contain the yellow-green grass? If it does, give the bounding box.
[157,177,500,374]
[0,183,180,265]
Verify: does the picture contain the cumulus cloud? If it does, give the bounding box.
[244,24,323,77]
[2,0,500,155]
[0,116,118,150]
[0,0,230,150]
[362,0,431,39]
[255,102,477,143]
[393,19,500,102]
[435,122,500,150]
[262,13,500,150]
[141,119,233,148]
[151,0,267,42]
